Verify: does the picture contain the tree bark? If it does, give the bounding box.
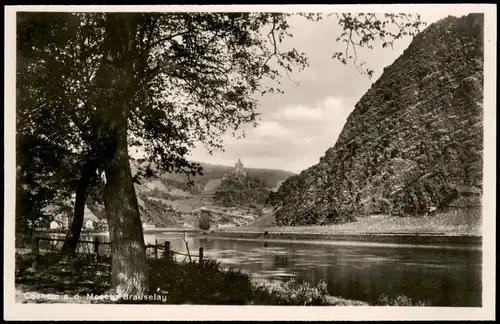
[95,13,149,296]
[101,103,149,296]
[61,158,98,258]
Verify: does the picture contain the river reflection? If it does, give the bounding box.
[78,232,482,306]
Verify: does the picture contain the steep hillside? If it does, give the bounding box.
[272,14,484,226]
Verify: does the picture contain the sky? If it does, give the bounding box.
[186,8,479,174]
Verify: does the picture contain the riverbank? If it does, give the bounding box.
[205,231,481,248]
[209,212,482,247]
[244,211,482,235]
[14,251,370,306]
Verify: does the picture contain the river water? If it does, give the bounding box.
[79,231,481,307]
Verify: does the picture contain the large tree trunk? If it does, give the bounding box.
[61,158,97,258]
[101,105,148,296]
[96,13,149,296]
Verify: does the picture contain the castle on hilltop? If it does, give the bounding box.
[222,158,247,180]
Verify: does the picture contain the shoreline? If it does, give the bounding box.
[36,227,482,248]
[204,230,482,248]
[146,227,481,248]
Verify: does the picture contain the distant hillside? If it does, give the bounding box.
[81,158,295,229]
[157,160,295,193]
[190,161,296,189]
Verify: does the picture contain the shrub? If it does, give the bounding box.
[275,278,330,305]
[198,213,211,230]
[374,293,431,306]
[148,258,336,306]
[252,278,331,306]
[148,258,253,304]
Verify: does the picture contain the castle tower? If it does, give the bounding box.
[234,158,246,176]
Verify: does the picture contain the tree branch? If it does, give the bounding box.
[260,15,297,85]
[149,31,190,49]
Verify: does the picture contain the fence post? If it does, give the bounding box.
[32,237,40,270]
[199,247,203,264]
[154,239,158,260]
[164,241,171,260]
[94,237,100,263]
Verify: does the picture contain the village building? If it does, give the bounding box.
[97,219,109,231]
[44,205,72,230]
[84,219,96,229]
[82,203,100,230]
[49,220,63,230]
[60,214,70,229]
[44,192,106,231]
[142,222,156,230]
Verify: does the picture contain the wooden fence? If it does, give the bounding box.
[32,236,204,270]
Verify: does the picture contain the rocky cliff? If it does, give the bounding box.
[272,14,484,226]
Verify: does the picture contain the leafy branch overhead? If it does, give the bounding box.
[328,13,426,78]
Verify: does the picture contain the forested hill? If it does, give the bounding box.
[271,13,484,226]
[139,160,295,193]
[213,173,270,208]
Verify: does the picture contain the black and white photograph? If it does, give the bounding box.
[4,4,496,321]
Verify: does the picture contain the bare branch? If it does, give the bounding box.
[260,15,298,85]
[260,17,278,76]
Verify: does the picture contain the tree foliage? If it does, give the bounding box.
[15,134,79,234]
[214,174,270,208]
[198,212,211,231]
[330,13,426,77]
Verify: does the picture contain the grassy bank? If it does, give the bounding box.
[205,211,482,247]
[237,210,482,236]
[15,251,371,306]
